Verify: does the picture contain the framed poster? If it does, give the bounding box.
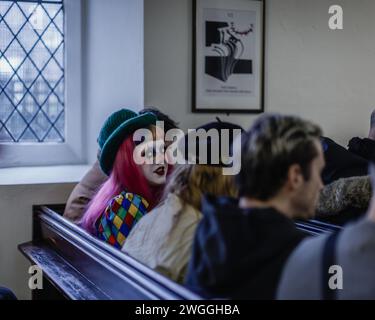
[193,0,265,113]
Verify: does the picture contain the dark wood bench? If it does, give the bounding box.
[18,205,341,300]
[295,219,342,235]
[19,205,200,300]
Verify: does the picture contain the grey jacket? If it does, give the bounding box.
[277,217,375,299]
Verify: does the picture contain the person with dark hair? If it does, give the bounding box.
[63,107,178,224]
[185,113,325,299]
[139,107,179,132]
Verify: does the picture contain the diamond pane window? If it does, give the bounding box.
[0,0,64,143]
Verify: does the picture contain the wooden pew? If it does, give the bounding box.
[18,205,200,300]
[18,205,341,299]
[295,219,342,235]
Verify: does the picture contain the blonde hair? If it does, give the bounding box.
[163,164,237,211]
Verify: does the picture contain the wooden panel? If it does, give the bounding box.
[19,204,341,300]
[19,242,109,300]
[19,205,201,300]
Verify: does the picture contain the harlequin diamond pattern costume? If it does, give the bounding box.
[96,191,149,249]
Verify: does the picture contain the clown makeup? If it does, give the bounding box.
[135,125,168,186]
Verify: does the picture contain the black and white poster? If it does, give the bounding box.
[193,0,264,113]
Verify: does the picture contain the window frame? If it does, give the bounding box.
[0,0,84,168]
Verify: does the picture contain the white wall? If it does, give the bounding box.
[3,0,374,300]
[0,0,145,299]
[144,0,375,146]
[0,183,76,300]
[83,0,144,164]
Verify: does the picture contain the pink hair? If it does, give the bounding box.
[81,135,163,234]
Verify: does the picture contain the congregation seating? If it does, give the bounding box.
[19,205,200,300]
[295,219,342,235]
[18,204,341,300]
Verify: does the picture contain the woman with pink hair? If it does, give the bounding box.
[80,109,169,249]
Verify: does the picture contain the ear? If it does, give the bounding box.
[286,164,304,191]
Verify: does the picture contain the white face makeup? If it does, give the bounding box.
[139,139,168,186]
[134,125,168,186]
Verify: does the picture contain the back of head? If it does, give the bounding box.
[162,119,242,210]
[164,164,237,211]
[139,107,179,131]
[236,113,322,200]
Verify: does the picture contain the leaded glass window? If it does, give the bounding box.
[0,0,64,143]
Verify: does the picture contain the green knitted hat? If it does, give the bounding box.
[98,109,157,175]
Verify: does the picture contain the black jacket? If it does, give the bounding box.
[185,195,307,300]
[321,136,368,184]
[348,137,375,162]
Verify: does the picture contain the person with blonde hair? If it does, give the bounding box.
[122,121,242,283]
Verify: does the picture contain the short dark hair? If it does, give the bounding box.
[139,107,179,132]
[236,114,322,200]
